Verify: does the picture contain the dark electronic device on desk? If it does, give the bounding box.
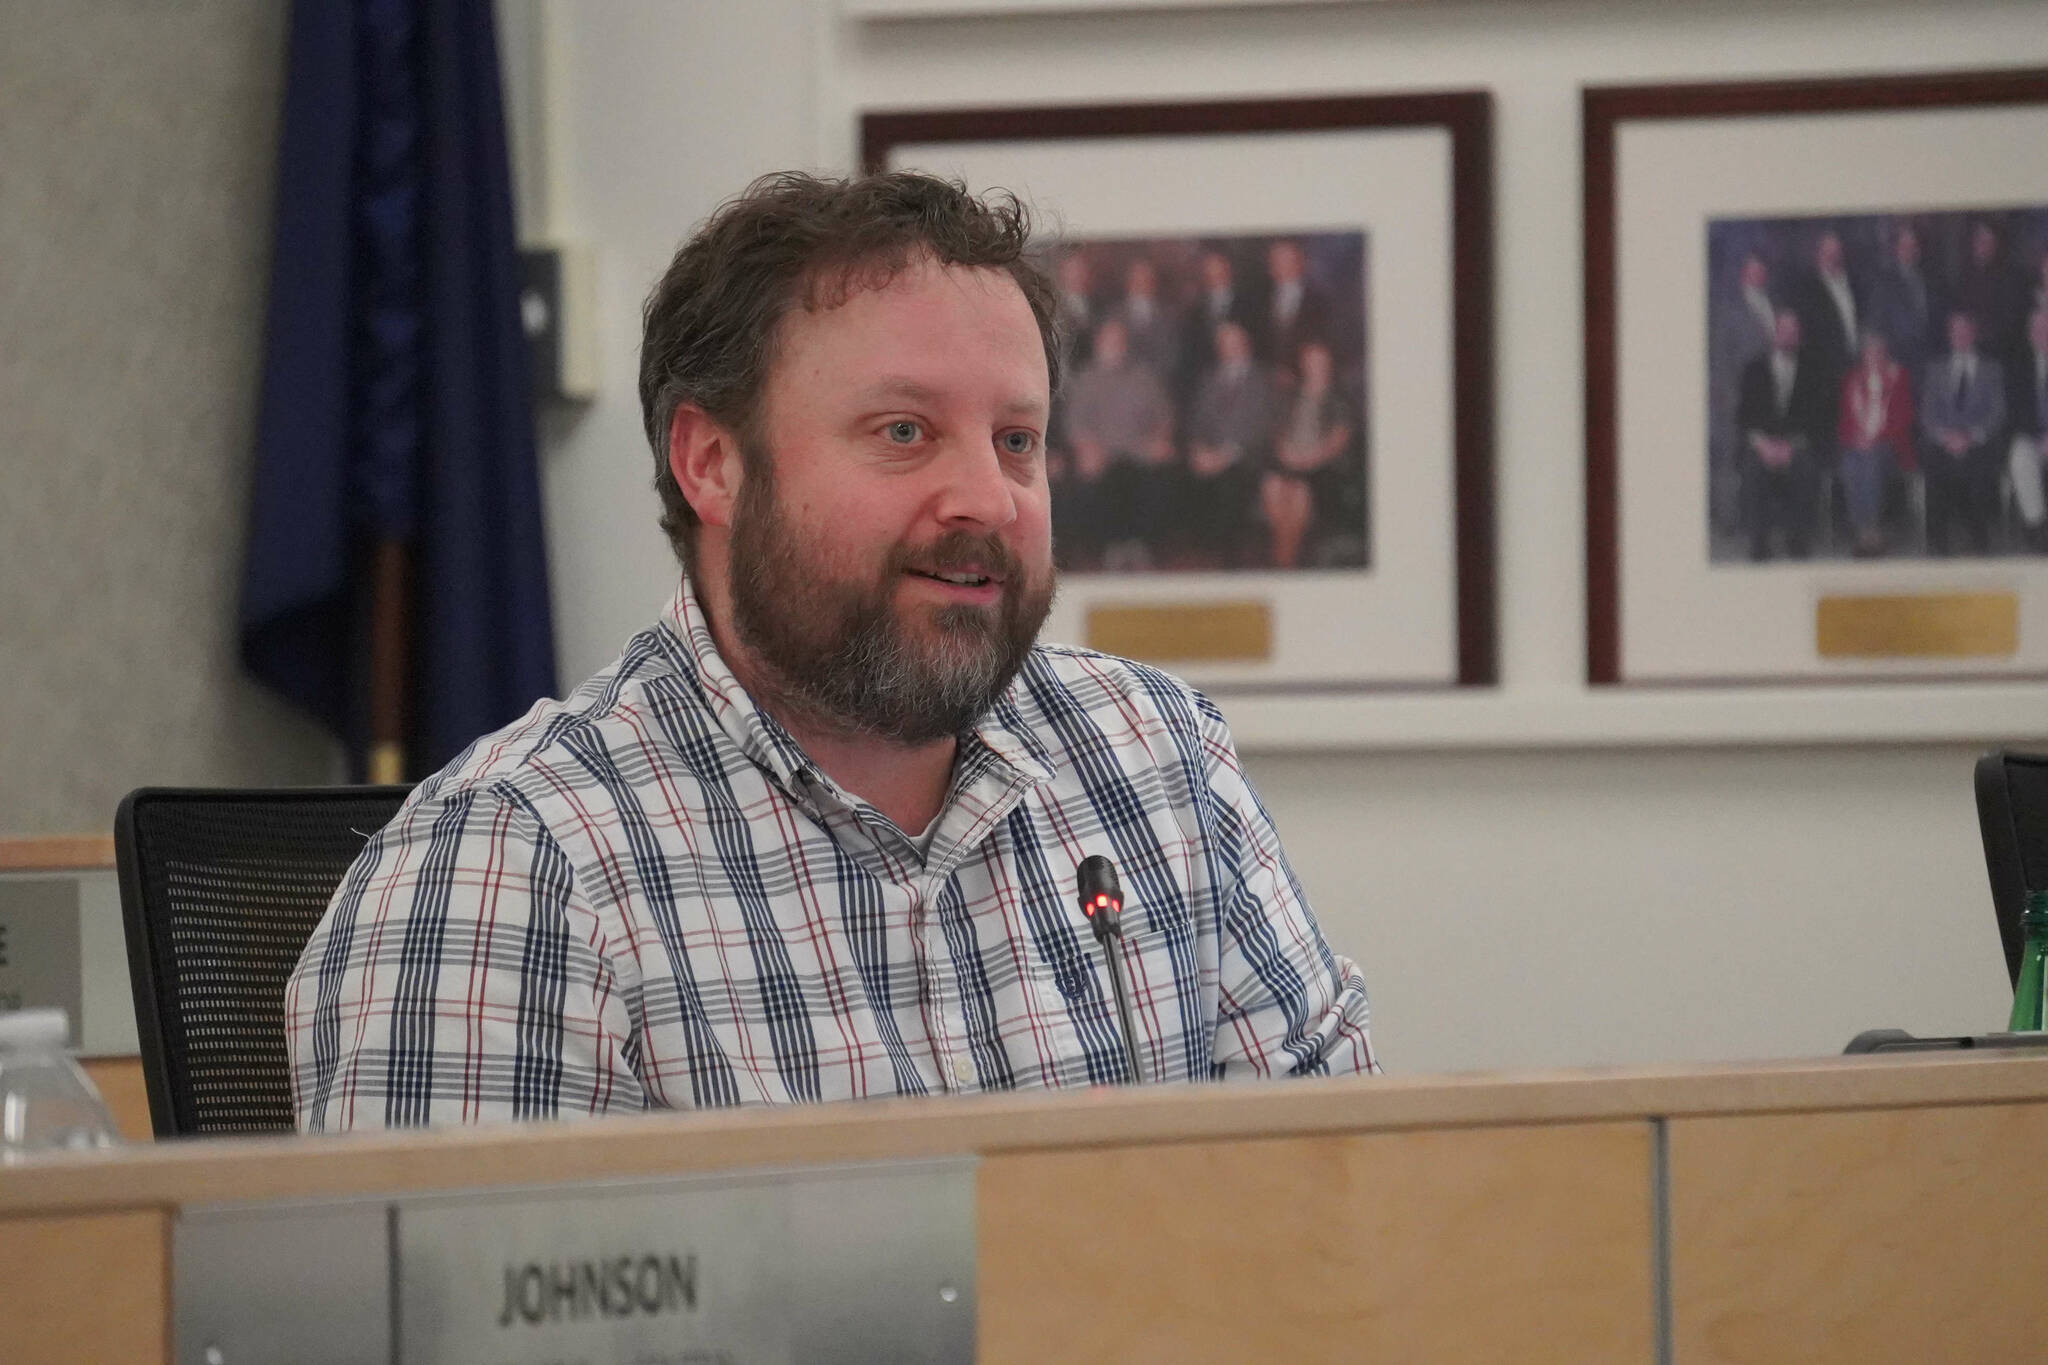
[1976,749,2048,987]
[1844,750,2048,1056]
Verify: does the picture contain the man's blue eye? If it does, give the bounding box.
[1000,430,1038,455]
[886,421,920,443]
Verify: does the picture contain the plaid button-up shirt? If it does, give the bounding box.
[286,585,1377,1130]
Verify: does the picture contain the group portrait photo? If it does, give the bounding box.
[1706,205,2048,564]
[1044,229,1371,576]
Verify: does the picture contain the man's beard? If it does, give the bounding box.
[725,459,1055,746]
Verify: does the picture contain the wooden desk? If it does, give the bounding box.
[0,835,115,873]
[3,1053,2044,1364]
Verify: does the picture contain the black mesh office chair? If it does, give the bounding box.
[114,786,411,1137]
[1976,750,2048,989]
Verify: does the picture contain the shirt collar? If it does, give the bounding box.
[656,579,1056,798]
[961,693,1057,787]
[658,580,816,792]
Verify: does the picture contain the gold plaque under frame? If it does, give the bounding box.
[1814,592,2018,659]
[1085,602,1274,664]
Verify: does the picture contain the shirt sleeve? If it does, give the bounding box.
[1192,698,1381,1079]
[285,784,647,1131]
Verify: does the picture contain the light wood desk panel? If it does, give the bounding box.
[0,835,115,871]
[980,1120,1654,1364]
[0,1208,168,1365]
[1669,1100,2048,1363]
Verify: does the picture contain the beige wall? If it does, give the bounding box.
[0,2,337,835]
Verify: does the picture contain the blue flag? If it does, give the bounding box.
[241,0,555,778]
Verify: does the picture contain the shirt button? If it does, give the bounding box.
[952,1055,973,1086]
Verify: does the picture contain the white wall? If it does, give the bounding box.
[524,0,824,681]
[528,0,2045,1074]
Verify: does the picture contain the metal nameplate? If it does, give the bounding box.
[175,1157,975,1365]
[0,876,83,1035]
[177,1200,391,1365]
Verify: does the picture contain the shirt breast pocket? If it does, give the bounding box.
[1029,897,1204,1084]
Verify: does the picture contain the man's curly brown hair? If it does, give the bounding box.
[636,170,1063,568]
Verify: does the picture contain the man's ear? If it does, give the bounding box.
[667,404,746,531]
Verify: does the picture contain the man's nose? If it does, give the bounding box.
[935,438,1019,528]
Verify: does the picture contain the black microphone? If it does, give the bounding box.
[1077,855,1144,1083]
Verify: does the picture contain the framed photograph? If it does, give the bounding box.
[863,94,1496,690]
[1586,69,2048,686]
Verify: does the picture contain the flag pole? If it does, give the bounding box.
[366,537,410,784]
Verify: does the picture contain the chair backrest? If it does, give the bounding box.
[113,786,410,1137]
[1975,751,2048,988]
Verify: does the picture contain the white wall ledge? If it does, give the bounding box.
[1218,682,2048,751]
[844,0,1373,18]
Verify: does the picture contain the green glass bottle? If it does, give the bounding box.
[2009,890,2048,1033]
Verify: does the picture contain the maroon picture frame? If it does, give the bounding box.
[1583,68,2048,686]
[863,93,1498,688]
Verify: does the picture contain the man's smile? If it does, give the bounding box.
[905,565,1003,603]
[909,566,995,585]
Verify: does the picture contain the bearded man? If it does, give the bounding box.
[286,172,1377,1131]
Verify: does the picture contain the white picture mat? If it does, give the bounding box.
[891,127,1458,686]
[1615,105,2048,682]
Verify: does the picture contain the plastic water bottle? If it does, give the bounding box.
[0,1009,121,1161]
